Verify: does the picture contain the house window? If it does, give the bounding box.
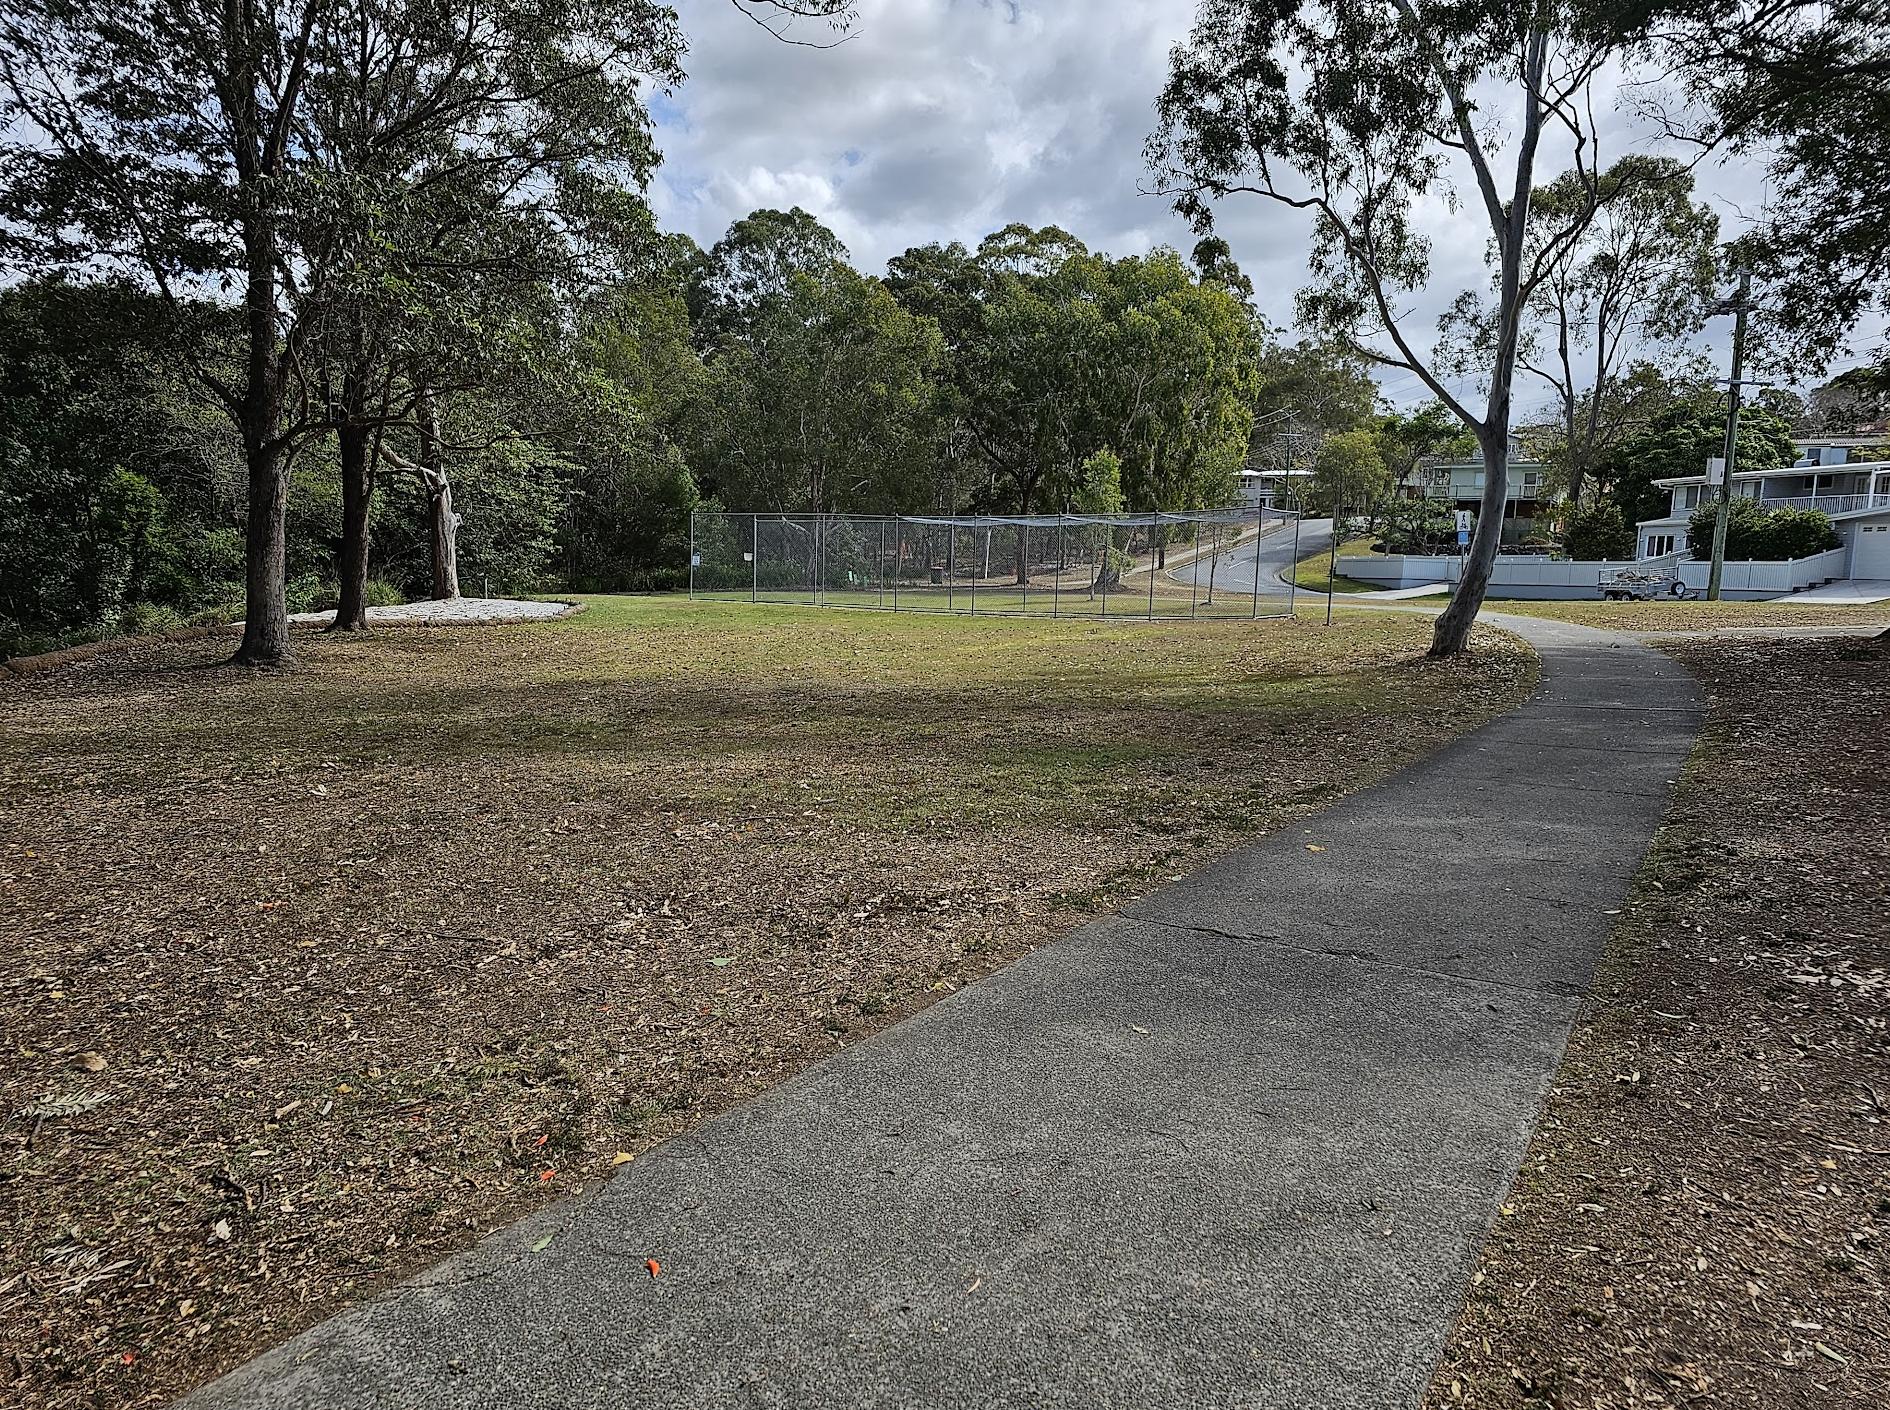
[1645,533,1676,557]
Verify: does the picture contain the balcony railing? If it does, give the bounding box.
[1422,482,1547,500]
[1757,492,1890,515]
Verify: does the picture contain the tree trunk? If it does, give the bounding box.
[234,439,293,664]
[418,391,460,600]
[330,422,373,631]
[232,212,292,666]
[1429,425,1513,656]
[428,477,461,601]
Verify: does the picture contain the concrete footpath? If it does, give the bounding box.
[181,618,1700,1410]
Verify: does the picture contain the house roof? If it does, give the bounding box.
[1653,460,1890,489]
[1637,502,1890,530]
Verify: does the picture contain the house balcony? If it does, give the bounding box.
[1757,492,1890,517]
[1422,483,1547,501]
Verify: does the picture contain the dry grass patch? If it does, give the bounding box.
[2,597,1532,1409]
[1483,598,1890,632]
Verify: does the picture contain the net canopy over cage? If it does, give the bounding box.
[689,507,1300,621]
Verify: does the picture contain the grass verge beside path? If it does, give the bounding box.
[1425,629,1890,1410]
[1482,598,1890,632]
[1293,535,1380,595]
[1,596,1533,1410]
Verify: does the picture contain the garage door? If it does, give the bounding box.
[1856,521,1890,579]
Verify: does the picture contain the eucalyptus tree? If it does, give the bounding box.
[1622,0,1890,368]
[686,206,852,344]
[688,212,947,516]
[1098,252,1263,558]
[0,0,850,662]
[291,0,685,630]
[0,3,340,662]
[1150,0,1642,656]
[1247,341,1381,481]
[1500,156,1718,505]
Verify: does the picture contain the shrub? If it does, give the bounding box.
[1377,497,1456,554]
[285,573,328,614]
[363,579,404,608]
[118,602,184,636]
[1686,498,1842,560]
[1561,500,1636,561]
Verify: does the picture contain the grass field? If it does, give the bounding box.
[693,568,1296,620]
[0,596,1532,1410]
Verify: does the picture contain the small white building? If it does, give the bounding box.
[1407,456,1555,542]
[1237,467,1313,509]
[1634,448,1890,583]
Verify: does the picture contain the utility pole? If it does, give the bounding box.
[1707,268,1752,601]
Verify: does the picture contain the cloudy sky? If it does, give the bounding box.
[651,0,1877,408]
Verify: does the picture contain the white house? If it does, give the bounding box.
[1634,447,1890,583]
[1237,467,1313,508]
[1406,455,1554,541]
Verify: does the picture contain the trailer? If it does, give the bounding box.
[1598,568,1699,602]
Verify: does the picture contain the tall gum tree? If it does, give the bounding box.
[1,2,326,664]
[0,0,854,663]
[1149,0,1640,655]
[1446,155,1719,505]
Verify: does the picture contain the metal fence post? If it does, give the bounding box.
[1147,514,1159,620]
[688,511,696,600]
[1192,523,1206,618]
[1053,523,1062,619]
[751,516,758,603]
[1288,510,1301,616]
[1251,506,1264,618]
[893,520,902,614]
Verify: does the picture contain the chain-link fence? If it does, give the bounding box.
[689,508,1300,620]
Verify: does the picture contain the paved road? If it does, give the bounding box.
[1167,516,1334,594]
[180,615,1699,1410]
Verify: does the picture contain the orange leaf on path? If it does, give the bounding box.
[645,1258,661,1278]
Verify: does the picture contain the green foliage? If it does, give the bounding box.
[0,280,248,651]
[1561,500,1637,562]
[1376,404,1474,488]
[1632,0,1890,367]
[1376,497,1457,555]
[689,235,947,515]
[1685,498,1842,562]
[1601,400,1799,527]
[897,230,1262,518]
[1073,448,1131,575]
[1074,449,1127,516]
[1310,430,1391,515]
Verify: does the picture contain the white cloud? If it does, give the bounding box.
[656,0,1880,405]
